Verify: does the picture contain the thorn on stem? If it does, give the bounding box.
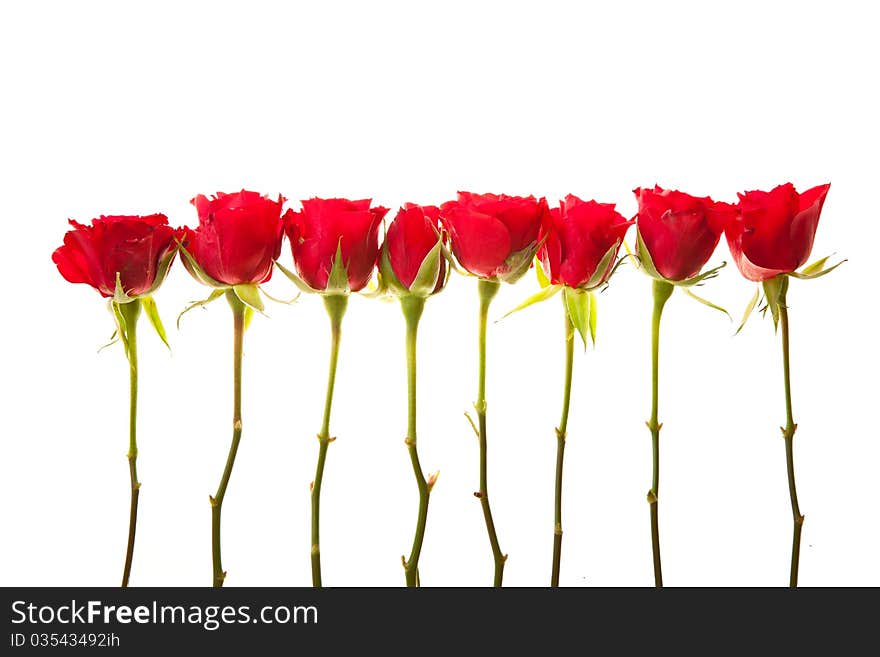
[426,470,439,490]
[473,491,483,499]
[646,490,657,504]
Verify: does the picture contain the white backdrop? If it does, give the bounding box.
[1,0,876,587]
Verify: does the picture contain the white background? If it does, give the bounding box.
[1,1,876,587]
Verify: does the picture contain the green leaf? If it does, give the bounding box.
[176,239,225,288]
[408,237,444,297]
[535,257,551,289]
[683,288,731,319]
[141,296,170,350]
[274,259,319,294]
[497,284,562,321]
[177,288,225,328]
[677,261,727,287]
[734,286,761,335]
[564,286,591,350]
[326,241,350,294]
[789,258,846,280]
[635,230,663,281]
[232,284,265,313]
[583,240,621,290]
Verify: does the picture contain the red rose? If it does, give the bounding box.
[285,198,388,293]
[379,203,446,296]
[725,182,831,281]
[439,191,550,281]
[634,186,735,282]
[538,195,633,289]
[52,214,179,298]
[182,190,285,286]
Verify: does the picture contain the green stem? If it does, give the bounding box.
[777,281,803,587]
[401,296,429,587]
[211,290,246,587]
[647,279,673,588]
[311,293,348,587]
[118,299,141,588]
[551,298,574,587]
[475,278,506,587]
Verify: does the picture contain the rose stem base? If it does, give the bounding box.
[118,299,142,588]
[311,293,348,587]
[401,295,430,587]
[647,279,672,588]
[210,290,246,587]
[551,297,574,587]
[475,279,507,587]
[776,279,804,587]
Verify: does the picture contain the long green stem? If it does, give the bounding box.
[401,296,430,587]
[211,290,245,587]
[311,293,348,587]
[647,279,673,588]
[475,279,506,587]
[118,299,141,588]
[551,299,574,587]
[777,282,803,587]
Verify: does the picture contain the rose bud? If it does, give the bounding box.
[52,214,179,298]
[725,182,831,282]
[439,191,551,283]
[634,185,736,282]
[181,190,286,288]
[538,195,634,290]
[284,197,389,293]
[379,203,447,298]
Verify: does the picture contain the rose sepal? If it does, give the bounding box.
[177,239,226,289]
[787,254,846,280]
[274,259,321,295]
[761,274,789,332]
[377,241,409,297]
[635,229,726,288]
[109,274,170,349]
[497,239,542,284]
[324,242,351,295]
[140,242,180,298]
[378,236,446,300]
[563,286,597,350]
[635,229,728,318]
[581,240,623,291]
[109,297,141,364]
[177,289,226,328]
